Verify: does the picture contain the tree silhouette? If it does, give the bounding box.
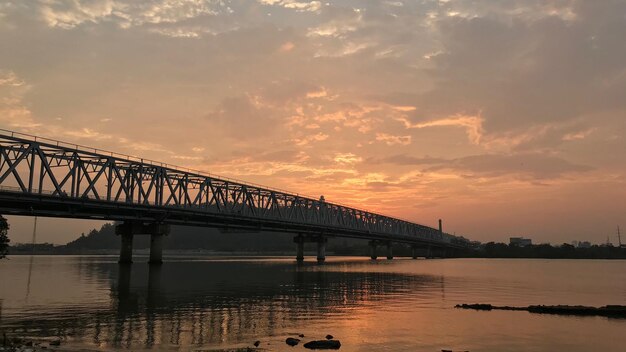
[0,214,9,259]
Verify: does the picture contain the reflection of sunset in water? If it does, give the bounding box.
[1,256,624,351]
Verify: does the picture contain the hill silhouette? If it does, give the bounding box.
[62,222,368,254]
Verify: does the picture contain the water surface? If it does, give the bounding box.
[0,255,625,351]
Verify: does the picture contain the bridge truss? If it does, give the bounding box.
[0,130,468,247]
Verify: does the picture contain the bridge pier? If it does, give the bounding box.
[116,222,170,264]
[369,240,378,260]
[149,233,165,264]
[386,241,393,260]
[293,234,326,262]
[317,237,327,263]
[411,246,418,259]
[119,233,134,264]
[294,235,305,262]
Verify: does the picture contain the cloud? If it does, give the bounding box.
[2,0,626,243]
[292,132,329,146]
[0,70,39,129]
[398,115,484,145]
[0,71,25,86]
[334,152,362,165]
[562,128,594,141]
[431,153,592,180]
[39,0,228,30]
[259,0,322,13]
[421,2,626,133]
[375,152,592,181]
[372,155,446,165]
[375,133,411,146]
[204,95,281,137]
[428,153,592,180]
[63,127,113,140]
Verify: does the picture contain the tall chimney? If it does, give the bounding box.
[438,219,442,233]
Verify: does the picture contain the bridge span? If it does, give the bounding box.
[0,129,471,263]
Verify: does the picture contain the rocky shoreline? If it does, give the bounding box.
[455,303,626,318]
[0,332,344,352]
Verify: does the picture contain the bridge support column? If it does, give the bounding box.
[148,224,169,265]
[119,233,134,264]
[369,241,378,260]
[426,246,432,259]
[294,235,305,262]
[116,222,169,264]
[386,242,393,260]
[149,234,164,264]
[317,237,326,263]
[411,246,418,259]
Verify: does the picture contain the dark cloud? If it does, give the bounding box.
[369,155,446,165]
[413,1,626,135]
[374,152,591,180]
[204,95,281,137]
[428,153,592,180]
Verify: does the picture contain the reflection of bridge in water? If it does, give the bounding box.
[0,129,472,264]
[0,259,447,349]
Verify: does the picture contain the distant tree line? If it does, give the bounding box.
[10,222,368,255]
[4,219,626,259]
[472,242,626,259]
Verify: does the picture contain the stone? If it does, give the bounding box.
[49,340,61,346]
[325,335,333,340]
[253,340,260,347]
[303,340,341,350]
[286,337,301,346]
[299,334,305,338]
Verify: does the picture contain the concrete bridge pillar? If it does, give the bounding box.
[116,221,169,264]
[149,234,165,264]
[386,241,393,260]
[426,245,432,259]
[148,224,169,264]
[294,235,305,262]
[411,246,418,259]
[118,233,134,264]
[317,237,326,263]
[369,241,378,260]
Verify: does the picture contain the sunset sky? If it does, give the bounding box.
[1,0,625,245]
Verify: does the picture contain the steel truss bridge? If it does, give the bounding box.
[0,129,471,263]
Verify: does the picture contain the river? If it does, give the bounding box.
[0,256,624,351]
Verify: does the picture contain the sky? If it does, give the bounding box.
[1,0,625,245]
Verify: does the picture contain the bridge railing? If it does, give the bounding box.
[0,130,464,245]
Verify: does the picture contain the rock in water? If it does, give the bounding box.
[325,335,334,340]
[49,340,61,346]
[253,340,260,347]
[286,337,301,346]
[299,334,305,338]
[303,340,341,350]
